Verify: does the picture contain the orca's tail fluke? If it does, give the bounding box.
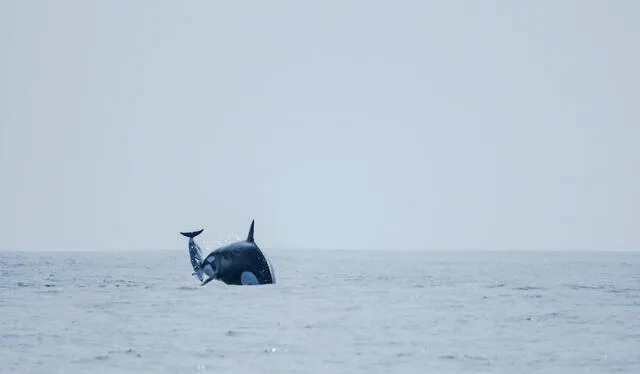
[180,229,204,238]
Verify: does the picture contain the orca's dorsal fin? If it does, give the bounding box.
[247,220,255,243]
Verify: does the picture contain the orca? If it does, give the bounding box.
[180,220,276,286]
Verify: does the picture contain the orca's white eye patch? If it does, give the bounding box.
[240,271,259,285]
[203,264,215,277]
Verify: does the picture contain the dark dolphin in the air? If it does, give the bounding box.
[180,220,276,286]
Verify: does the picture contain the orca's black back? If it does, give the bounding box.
[216,245,274,285]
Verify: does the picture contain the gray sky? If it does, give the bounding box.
[1,1,638,251]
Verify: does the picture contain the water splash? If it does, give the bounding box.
[200,233,243,252]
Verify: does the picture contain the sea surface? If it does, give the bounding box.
[1,249,639,374]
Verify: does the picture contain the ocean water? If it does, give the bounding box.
[1,249,638,374]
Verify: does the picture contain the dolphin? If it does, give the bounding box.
[180,228,206,281]
[180,220,276,286]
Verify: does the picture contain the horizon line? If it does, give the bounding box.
[0,247,638,253]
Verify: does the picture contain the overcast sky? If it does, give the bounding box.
[1,1,638,251]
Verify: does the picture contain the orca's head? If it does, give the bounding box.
[201,255,219,279]
[202,248,237,278]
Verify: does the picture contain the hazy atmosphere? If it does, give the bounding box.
[1,1,638,252]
